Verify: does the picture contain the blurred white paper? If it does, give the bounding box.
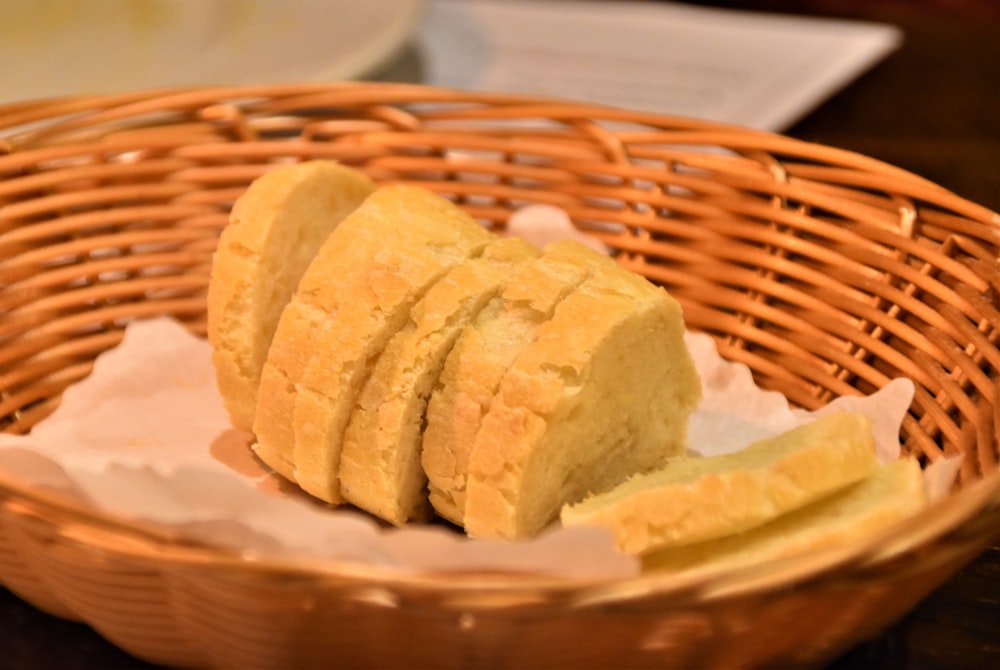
[418,0,902,130]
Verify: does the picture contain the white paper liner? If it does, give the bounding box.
[507,204,612,254]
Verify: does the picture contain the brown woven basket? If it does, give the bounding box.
[1,83,999,669]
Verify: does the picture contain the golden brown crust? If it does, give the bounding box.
[206,161,374,431]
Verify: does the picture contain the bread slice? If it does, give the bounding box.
[206,161,374,430]
[561,411,881,554]
[282,186,496,503]
[338,237,541,525]
[641,457,926,575]
[462,250,702,540]
[421,241,603,525]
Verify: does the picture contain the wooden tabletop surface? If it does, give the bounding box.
[1,1,998,668]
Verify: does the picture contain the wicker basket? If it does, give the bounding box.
[1,83,999,669]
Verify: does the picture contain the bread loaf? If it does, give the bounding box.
[338,236,539,524]
[421,241,602,525]
[206,161,374,431]
[209,166,916,573]
[462,246,702,539]
[561,411,880,554]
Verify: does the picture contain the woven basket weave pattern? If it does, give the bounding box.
[1,84,999,668]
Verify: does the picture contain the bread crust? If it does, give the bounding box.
[207,161,374,431]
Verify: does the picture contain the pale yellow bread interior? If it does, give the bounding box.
[462,250,702,540]
[286,186,495,503]
[338,237,540,525]
[253,185,492,485]
[206,161,374,431]
[254,187,428,483]
[642,457,926,574]
[561,411,881,554]
[421,241,603,525]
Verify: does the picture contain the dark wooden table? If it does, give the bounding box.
[2,1,999,668]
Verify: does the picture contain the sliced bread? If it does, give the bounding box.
[207,161,374,430]
[641,457,926,574]
[560,411,881,554]
[252,185,492,486]
[338,237,541,525]
[463,250,702,540]
[287,186,495,503]
[421,241,602,525]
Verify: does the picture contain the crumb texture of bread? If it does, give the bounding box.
[641,457,926,574]
[421,241,604,525]
[207,161,374,431]
[338,237,540,525]
[561,411,881,554]
[462,249,702,540]
[283,186,495,503]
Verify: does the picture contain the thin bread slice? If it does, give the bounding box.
[463,251,702,539]
[641,457,926,575]
[288,186,496,503]
[421,241,602,525]
[207,161,374,430]
[560,411,881,554]
[338,237,540,525]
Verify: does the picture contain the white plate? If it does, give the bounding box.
[0,0,424,104]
